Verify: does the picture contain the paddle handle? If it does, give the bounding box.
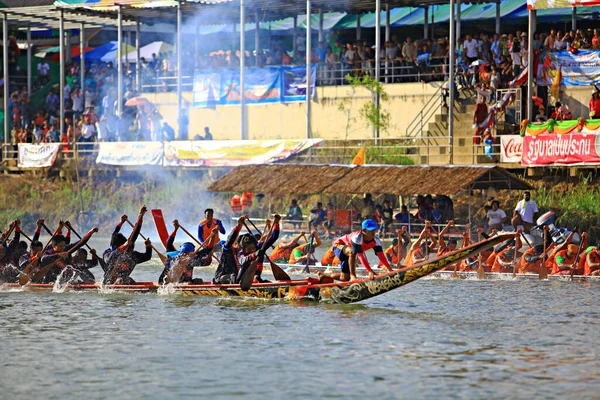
[20,231,33,243]
[178,223,219,263]
[65,222,92,250]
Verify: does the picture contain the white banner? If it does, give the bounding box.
[96,142,163,166]
[500,135,523,163]
[18,144,60,168]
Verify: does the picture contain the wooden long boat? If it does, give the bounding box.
[1,234,510,304]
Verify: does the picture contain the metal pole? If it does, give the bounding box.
[65,29,72,63]
[306,0,312,139]
[80,23,85,92]
[449,0,456,164]
[375,0,381,144]
[496,0,501,35]
[318,8,323,42]
[572,7,576,31]
[293,15,297,56]
[456,0,461,40]
[117,5,123,117]
[255,10,260,65]
[3,12,8,152]
[424,7,429,40]
[27,27,32,96]
[60,9,65,141]
[356,13,361,41]
[527,9,535,121]
[177,0,183,139]
[240,0,246,140]
[194,22,199,68]
[136,20,141,92]
[385,3,390,41]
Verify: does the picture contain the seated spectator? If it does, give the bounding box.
[551,101,573,121]
[284,199,303,228]
[394,205,411,225]
[162,122,175,141]
[308,202,326,232]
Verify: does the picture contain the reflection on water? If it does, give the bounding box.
[1,259,600,399]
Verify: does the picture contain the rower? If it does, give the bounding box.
[491,244,517,273]
[383,238,400,267]
[404,223,437,268]
[584,246,600,276]
[39,226,98,284]
[236,214,281,284]
[552,244,581,275]
[270,231,305,263]
[517,244,545,274]
[213,215,246,284]
[198,208,226,249]
[103,214,128,263]
[0,220,21,283]
[158,225,217,285]
[104,206,151,285]
[318,219,392,282]
[288,231,321,265]
[320,247,340,267]
[70,248,104,283]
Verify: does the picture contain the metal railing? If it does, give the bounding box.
[405,81,447,138]
[137,60,450,93]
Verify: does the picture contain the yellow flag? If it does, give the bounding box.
[352,146,366,165]
[551,67,562,101]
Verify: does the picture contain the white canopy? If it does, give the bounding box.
[122,41,175,63]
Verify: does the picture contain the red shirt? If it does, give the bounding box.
[589,98,600,116]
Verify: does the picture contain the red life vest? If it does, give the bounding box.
[231,195,242,213]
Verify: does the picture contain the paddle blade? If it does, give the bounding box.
[151,209,169,249]
[539,264,548,280]
[270,261,291,281]
[477,264,486,280]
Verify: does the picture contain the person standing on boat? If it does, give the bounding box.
[236,214,281,284]
[511,191,538,234]
[104,206,152,285]
[213,215,246,284]
[198,208,226,249]
[318,219,392,282]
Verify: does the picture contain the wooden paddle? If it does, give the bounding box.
[539,226,549,280]
[243,220,291,281]
[124,219,167,265]
[569,233,585,282]
[19,224,61,285]
[512,230,522,278]
[150,209,169,249]
[476,230,486,280]
[303,233,314,274]
[65,221,92,250]
[1,222,15,246]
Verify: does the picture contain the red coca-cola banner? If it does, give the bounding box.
[522,131,600,165]
[500,135,522,163]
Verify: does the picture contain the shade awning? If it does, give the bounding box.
[208,164,533,196]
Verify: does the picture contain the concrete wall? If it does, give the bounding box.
[146,82,442,140]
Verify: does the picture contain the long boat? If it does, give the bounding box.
[2,234,511,304]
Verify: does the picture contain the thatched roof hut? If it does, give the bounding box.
[324,165,532,195]
[208,164,532,195]
[207,164,356,195]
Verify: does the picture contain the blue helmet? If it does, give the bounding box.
[180,242,195,254]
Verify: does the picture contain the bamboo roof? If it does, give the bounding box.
[208,164,533,195]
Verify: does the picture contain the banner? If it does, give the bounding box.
[500,135,523,163]
[522,130,600,165]
[96,142,163,166]
[163,139,323,167]
[536,50,600,86]
[527,0,600,9]
[18,144,60,168]
[193,65,316,107]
